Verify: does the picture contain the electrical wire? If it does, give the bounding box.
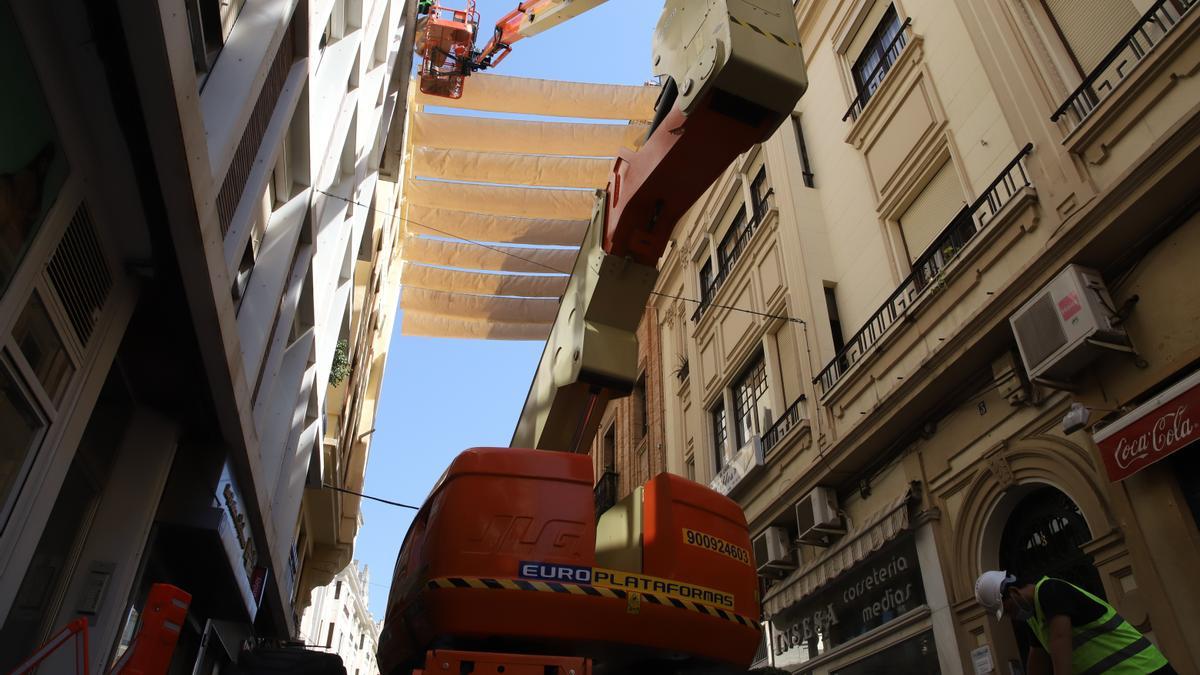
[322,483,420,510]
[315,188,807,326]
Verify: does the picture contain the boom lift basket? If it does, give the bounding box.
[417,1,479,99]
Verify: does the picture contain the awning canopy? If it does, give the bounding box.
[397,73,660,340]
[415,73,659,120]
[412,147,612,189]
[401,264,568,298]
[762,487,918,618]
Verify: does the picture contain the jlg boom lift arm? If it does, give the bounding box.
[510,0,807,453]
[384,2,807,674]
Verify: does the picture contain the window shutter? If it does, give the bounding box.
[1043,0,1140,73]
[847,1,891,61]
[899,161,965,263]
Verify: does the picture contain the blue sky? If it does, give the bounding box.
[355,0,664,616]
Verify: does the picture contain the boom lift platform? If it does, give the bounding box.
[383,1,807,673]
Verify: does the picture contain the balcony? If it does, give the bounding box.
[1051,0,1196,132]
[216,24,297,236]
[692,190,776,322]
[761,395,807,460]
[813,144,1034,396]
[594,470,619,519]
[843,18,913,123]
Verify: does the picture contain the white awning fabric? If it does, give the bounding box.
[404,204,588,246]
[412,147,612,189]
[401,311,553,341]
[416,73,660,121]
[399,75,660,340]
[401,286,561,323]
[402,264,568,298]
[403,237,578,274]
[406,180,597,220]
[412,112,649,157]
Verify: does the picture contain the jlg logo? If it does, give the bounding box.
[463,515,587,559]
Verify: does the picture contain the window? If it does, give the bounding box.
[359,634,365,650]
[824,287,846,355]
[699,258,715,298]
[711,403,728,470]
[1040,0,1140,75]
[232,187,272,306]
[321,0,348,50]
[0,365,46,530]
[750,167,770,218]
[898,160,966,264]
[717,207,748,270]
[635,375,648,442]
[13,291,74,405]
[325,622,335,648]
[334,580,342,599]
[685,454,696,481]
[602,425,615,472]
[732,354,769,448]
[849,4,904,107]
[791,114,815,188]
[184,0,244,76]
[1,3,68,297]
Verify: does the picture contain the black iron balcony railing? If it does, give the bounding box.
[762,395,806,459]
[843,18,913,123]
[692,190,776,322]
[813,143,1034,396]
[594,470,619,519]
[1051,0,1195,130]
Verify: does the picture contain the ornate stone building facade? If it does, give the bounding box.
[653,0,1200,672]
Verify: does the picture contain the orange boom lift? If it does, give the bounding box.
[383,1,808,674]
[416,0,608,99]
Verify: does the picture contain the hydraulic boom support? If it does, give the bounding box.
[512,0,807,452]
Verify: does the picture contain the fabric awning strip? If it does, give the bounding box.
[416,73,660,121]
[413,112,649,156]
[402,264,568,298]
[404,204,588,246]
[407,179,598,220]
[403,236,579,274]
[762,487,917,619]
[401,311,552,341]
[400,286,561,323]
[412,147,613,189]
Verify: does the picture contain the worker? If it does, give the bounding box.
[974,571,1175,674]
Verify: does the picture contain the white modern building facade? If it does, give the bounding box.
[0,0,416,672]
[299,560,381,675]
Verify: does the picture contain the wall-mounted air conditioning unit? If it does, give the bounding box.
[753,526,796,575]
[1010,265,1130,385]
[795,487,845,547]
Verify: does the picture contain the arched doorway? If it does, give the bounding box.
[998,485,1104,665]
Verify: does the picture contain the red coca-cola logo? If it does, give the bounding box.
[1112,405,1194,469]
[1098,379,1200,481]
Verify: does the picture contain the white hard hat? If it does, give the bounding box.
[974,570,1015,620]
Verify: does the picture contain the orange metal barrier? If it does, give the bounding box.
[8,583,191,675]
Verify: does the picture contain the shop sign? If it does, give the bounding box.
[216,462,263,620]
[772,538,925,663]
[710,436,763,496]
[1094,370,1200,481]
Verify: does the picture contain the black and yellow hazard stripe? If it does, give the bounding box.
[728,14,799,48]
[426,577,759,629]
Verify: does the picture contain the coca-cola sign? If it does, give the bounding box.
[1095,373,1200,481]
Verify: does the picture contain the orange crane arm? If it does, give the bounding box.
[473,1,547,69]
